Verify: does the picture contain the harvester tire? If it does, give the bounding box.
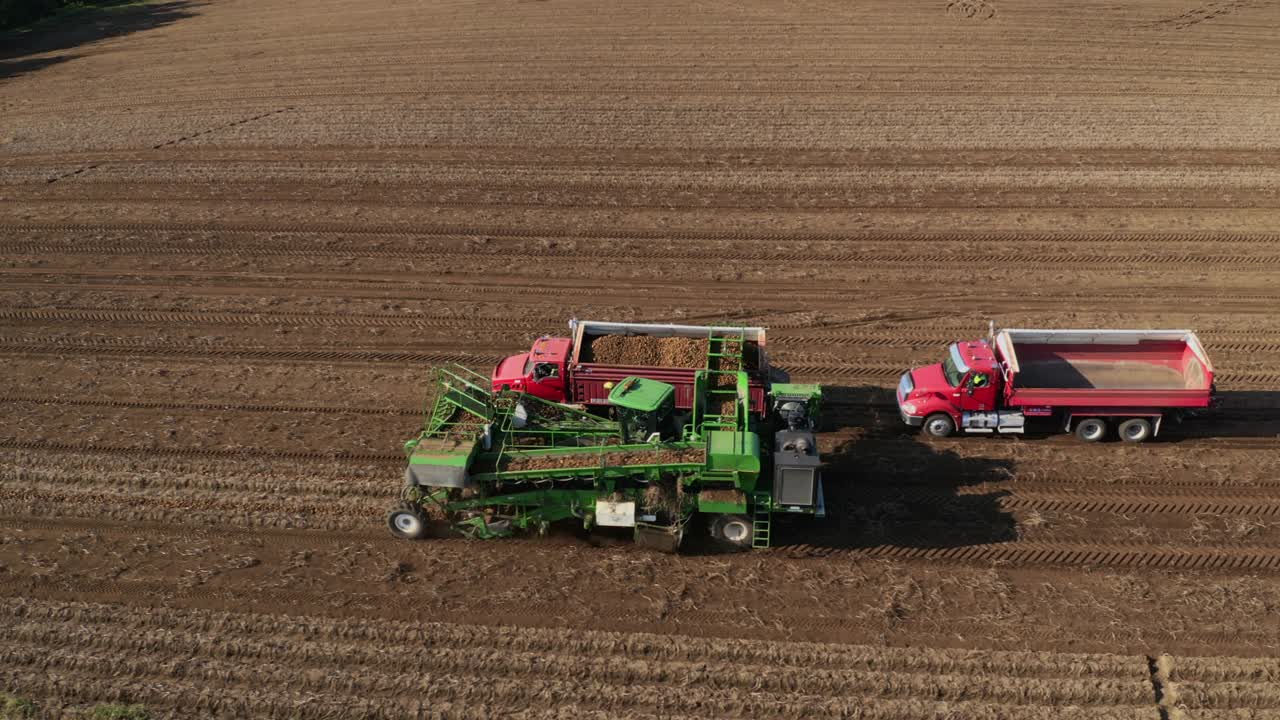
[386,505,427,540]
[708,514,753,551]
[923,413,955,438]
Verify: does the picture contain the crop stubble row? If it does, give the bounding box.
[2,598,1277,717]
[0,598,1158,719]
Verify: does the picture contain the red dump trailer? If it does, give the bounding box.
[491,320,770,414]
[897,328,1215,442]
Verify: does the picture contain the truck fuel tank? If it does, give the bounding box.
[961,411,1025,434]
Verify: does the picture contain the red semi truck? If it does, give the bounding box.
[897,328,1215,442]
[491,320,770,414]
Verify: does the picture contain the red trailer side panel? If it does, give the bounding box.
[572,364,767,413]
[997,330,1214,410]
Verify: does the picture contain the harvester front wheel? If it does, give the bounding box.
[386,505,428,540]
[708,514,753,551]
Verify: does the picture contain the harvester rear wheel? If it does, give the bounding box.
[386,505,428,540]
[708,514,753,551]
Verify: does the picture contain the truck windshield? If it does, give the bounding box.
[942,344,970,387]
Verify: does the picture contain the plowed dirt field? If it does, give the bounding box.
[3,0,1279,716]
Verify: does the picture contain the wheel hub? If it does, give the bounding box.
[723,520,750,543]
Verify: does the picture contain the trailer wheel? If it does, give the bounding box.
[923,413,955,438]
[1074,417,1107,443]
[386,505,427,540]
[708,514,753,551]
[1118,418,1153,443]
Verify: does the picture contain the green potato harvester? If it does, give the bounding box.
[389,329,823,552]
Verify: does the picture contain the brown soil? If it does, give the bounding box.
[3,0,1280,715]
[502,447,704,472]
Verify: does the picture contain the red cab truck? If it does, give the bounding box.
[492,320,770,414]
[898,329,1215,442]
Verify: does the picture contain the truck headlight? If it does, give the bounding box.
[901,402,917,415]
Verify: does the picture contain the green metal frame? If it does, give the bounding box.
[397,349,822,548]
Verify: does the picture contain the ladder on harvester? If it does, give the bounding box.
[751,491,771,548]
[698,328,747,433]
[425,365,494,435]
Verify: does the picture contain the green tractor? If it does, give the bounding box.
[389,330,822,552]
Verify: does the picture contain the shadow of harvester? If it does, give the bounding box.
[1,1,200,80]
[773,431,1018,551]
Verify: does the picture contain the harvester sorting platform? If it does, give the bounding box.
[389,325,822,552]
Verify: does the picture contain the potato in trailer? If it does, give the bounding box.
[897,328,1215,442]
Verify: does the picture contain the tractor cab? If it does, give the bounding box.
[608,376,676,443]
[770,383,822,432]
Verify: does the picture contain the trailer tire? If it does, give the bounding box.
[386,505,427,540]
[1118,418,1153,443]
[708,514,754,551]
[923,413,955,438]
[1074,417,1107,443]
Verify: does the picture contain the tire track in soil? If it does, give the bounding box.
[4,337,1277,387]
[0,395,423,417]
[775,541,1280,572]
[5,81,1279,118]
[6,236,1280,269]
[11,185,1280,212]
[0,439,402,465]
[6,307,1280,357]
[900,487,1280,519]
[2,221,1279,246]
[8,270,1280,312]
[8,146,1280,169]
[5,504,1280,572]
[150,107,294,150]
